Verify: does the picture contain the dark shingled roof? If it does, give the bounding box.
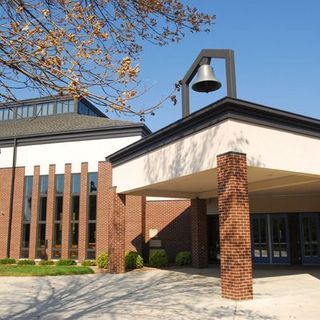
[0,113,148,139]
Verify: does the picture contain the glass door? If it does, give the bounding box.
[270,214,290,264]
[300,213,320,264]
[251,215,270,263]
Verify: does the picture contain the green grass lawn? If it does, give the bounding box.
[0,265,94,276]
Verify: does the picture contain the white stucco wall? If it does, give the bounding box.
[113,119,320,193]
[0,136,141,175]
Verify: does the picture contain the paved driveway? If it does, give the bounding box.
[0,267,319,320]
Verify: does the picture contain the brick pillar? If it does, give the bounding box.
[61,164,72,259]
[217,152,253,300]
[0,168,13,258]
[45,165,55,260]
[191,198,208,268]
[29,166,40,259]
[108,188,126,274]
[96,161,112,256]
[78,162,88,262]
[10,167,25,259]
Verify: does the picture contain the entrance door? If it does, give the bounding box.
[251,214,290,264]
[270,214,290,264]
[251,215,270,263]
[300,213,320,264]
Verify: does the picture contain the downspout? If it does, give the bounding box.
[6,138,17,258]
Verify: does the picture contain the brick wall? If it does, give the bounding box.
[9,167,25,259]
[78,162,88,262]
[29,166,40,260]
[0,168,12,258]
[61,164,72,259]
[108,188,126,273]
[217,152,253,300]
[125,196,146,254]
[145,200,191,262]
[96,161,112,256]
[45,165,56,260]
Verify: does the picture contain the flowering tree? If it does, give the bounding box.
[0,0,213,118]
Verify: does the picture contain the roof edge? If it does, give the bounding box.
[107,97,320,167]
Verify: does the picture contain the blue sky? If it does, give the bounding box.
[126,0,320,131]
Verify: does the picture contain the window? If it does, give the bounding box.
[36,103,54,117]
[36,175,48,259]
[79,101,98,117]
[16,105,34,119]
[70,173,80,259]
[53,174,64,259]
[87,172,97,259]
[21,176,33,258]
[57,100,74,114]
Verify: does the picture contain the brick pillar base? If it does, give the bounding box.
[217,152,253,300]
[191,198,208,268]
[108,188,126,274]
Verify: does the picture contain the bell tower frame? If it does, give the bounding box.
[181,49,237,118]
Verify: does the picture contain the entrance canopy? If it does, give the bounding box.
[107,97,320,207]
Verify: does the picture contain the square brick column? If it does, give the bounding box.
[78,162,89,262]
[217,152,253,300]
[191,198,208,268]
[61,164,72,259]
[45,165,56,260]
[29,166,40,260]
[96,161,112,256]
[10,167,25,259]
[108,188,126,274]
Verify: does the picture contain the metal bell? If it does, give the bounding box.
[191,64,222,93]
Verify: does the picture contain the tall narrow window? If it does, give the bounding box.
[53,174,64,259]
[36,175,48,258]
[21,176,33,258]
[70,173,80,259]
[87,172,97,259]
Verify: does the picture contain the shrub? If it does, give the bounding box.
[82,260,97,267]
[175,251,192,266]
[97,252,108,269]
[125,251,143,270]
[38,260,54,266]
[17,259,35,266]
[55,259,76,266]
[0,258,16,265]
[149,249,168,268]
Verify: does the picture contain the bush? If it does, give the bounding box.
[55,259,76,266]
[0,258,16,265]
[125,251,143,270]
[38,260,54,266]
[149,250,168,268]
[175,251,192,266]
[97,252,108,269]
[17,259,35,266]
[82,260,97,267]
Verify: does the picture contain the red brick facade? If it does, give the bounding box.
[191,198,208,268]
[0,168,13,257]
[96,161,112,256]
[45,165,56,260]
[217,152,253,300]
[61,164,72,259]
[10,167,25,259]
[108,188,126,273]
[29,166,40,260]
[145,200,191,261]
[78,162,89,262]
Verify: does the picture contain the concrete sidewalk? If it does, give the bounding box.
[0,267,319,320]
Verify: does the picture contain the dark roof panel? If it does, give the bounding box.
[0,113,146,138]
